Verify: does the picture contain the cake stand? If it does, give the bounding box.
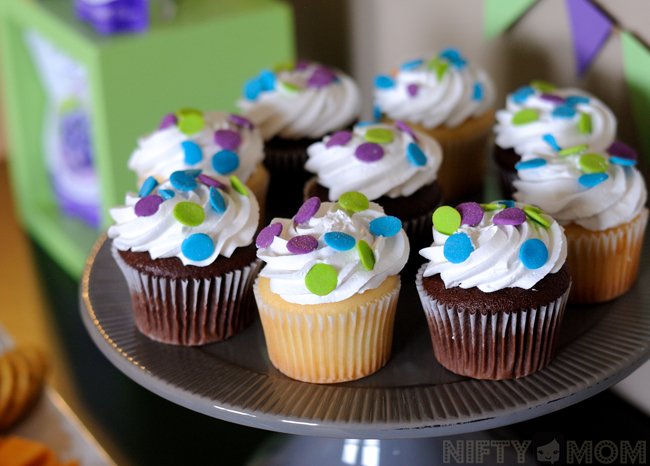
[80,234,650,463]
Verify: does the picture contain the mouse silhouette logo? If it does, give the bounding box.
[534,432,565,466]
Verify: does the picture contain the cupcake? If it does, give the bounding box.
[304,121,443,250]
[493,82,616,198]
[254,192,409,383]
[373,48,495,201]
[513,142,647,303]
[237,61,362,213]
[108,171,261,345]
[127,110,270,214]
[416,200,570,379]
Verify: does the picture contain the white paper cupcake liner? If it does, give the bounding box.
[112,244,262,346]
[416,264,570,379]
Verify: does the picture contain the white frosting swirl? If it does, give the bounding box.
[237,62,362,140]
[128,111,264,186]
[108,176,259,266]
[420,202,567,292]
[373,51,495,129]
[305,123,442,201]
[257,202,409,304]
[494,86,616,155]
[513,149,647,231]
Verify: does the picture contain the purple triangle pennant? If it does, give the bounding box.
[565,0,613,75]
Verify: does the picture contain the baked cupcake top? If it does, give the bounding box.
[108,171,259,266]
[256,192,409,304]
[237,61,362,141]
[513,142,647,231]
[373,48,495,130]
[420,201,567,292]
[128,110,264,186]
[494,82,616,155]
[305,122,442,201]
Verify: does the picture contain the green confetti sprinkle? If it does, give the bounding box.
[273,61,295,72]
[523,206,551,228]
[512,109,539,126]
[364,128,394,144]
[558,144,589,157]
[530,80,556,92]
[278,80,300,93]
[427,56,440,70]
[578,113,592,135]
[339,191,369,213]
[436,61,449,81]
[432,206,461,235]
[176,108,204,135]
[579,153,609,173]
[305,263,338,296]
[173,202,205,227]
[230,175,249,196]
[480,203,503,211]
[357,240,375,271]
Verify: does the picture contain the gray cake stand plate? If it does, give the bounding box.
[80,234,650,439]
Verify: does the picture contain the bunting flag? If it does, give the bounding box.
[621,31,650,162]
[484,0,539,39]
[565,0,612,75]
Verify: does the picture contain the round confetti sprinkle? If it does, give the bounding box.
[530,80,556,92]
[566,95,589,106]
[578,113,592,135]
[305,263,338,296]
[611,156,637,166]
[295,197,321,224]
[579,153,608,173]
[406,143,427,166]
[579,173,609,187]
[279,80,300,93]
[230,176,249,196]
[209,187,226,214]
[443,232,473,264]
[374,75,395,89]
[607,142,638,163]
[356,121,374,127]
[307,67,336,88]
[407,84,419,97]
[159,189,175,200]
[434,61,449,80]
[373,105,381,122]
[158,113,177,130]
[357,240,375,271]
[173,202,205,227]
[432,206,461,235]
[256,222,283,248]
[480,203,502,211]
[456,202,484,226]
[394,120,417,141]
[258,69,275,91]
[214,129,242,150]
[540,94,565,104]
[339,192,369,213]
[440,48,462,63]
[295,60,309,70]
[523,206,550,228]
[212,150,240,175]
[273,61,295,72]
[182,233,214,262]
[498,200,515,209]
[520,238,548,270]
[400,59,423,70]
[559,144,588,157]
[326,131,352,148]
[198,174,226,189]
[324,231,355,251]
[515,158,547,170]
[552,105,577,119]
[355,142,384,162]
[229,114,254,129]
[512,86,534,103]
[184,169,202,177]
[135,195,163,217]
[512,109,539,125]
[493,207,526,226]
[177,109,204,135]
[287,235,318,255]
[364,128,394,144]
[139,176,158,198]
[473,83,483,101]
[542,134,561,151]
[369,216,402,237]
[181,141,202,165]
[244,78,262,100]
[170,171,197,191]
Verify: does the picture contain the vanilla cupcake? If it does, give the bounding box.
[513,142,647,303]
[494,83,616,198]
[417,200,570,379]
[128,109,270,214]
[374,48,495,200]
[254,192,409,383]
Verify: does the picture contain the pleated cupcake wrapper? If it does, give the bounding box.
[112,244,262,346]
[254,279,401,383]
[416,264,570,380]
[565,208,648,304]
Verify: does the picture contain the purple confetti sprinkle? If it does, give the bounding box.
[407,84,419,97]
[394,120,417,141]
[214,129,242,150]
[307,67,336,88]
[134,195,163,217]
[493,207,527,226]
[295,197,321,223]
[456,202,484,226]
[607,141,638,162]
[229,114,254,129]
[287,235,319,255]
[540,94,565,105]
[256,222,283,248]
[355,142,384,162]
[326,131,352,148]
[295,60,310,71]
[198,174,226,189]
[158,113,177,130]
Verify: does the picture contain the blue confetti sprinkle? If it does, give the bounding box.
[552,105,577,119]
[520,238,548,270]
[515,158,547,170]
[373,105,382,122]
[512,86,534,104]
[565,95,590,106]
[473,83,483,101]
[170,170,198,191]
[244,78,262,100]
[184,169,202,177]
[369,216,401,237]
[610,156,637,167]
[579,173,609,187]
[324,231,356,251]
[440,48,466,69]
[258,69,275,91]
[356,121,375,127]
[400,59,424,71]
[212,150,240,175]
[374,75,395,89]
[406,142,427,166]
[139,176,158,198]
[181,233,215,262]
[542,134,561,151]
[498,200,515,208]
[443,232,474,264]
[181,141,202,166]
[159,189,175,200]
[209,187,226,214]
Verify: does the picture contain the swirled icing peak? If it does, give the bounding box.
[494,83,617,155]
[108,172,259,266]
[373,48,495,129]
[420,201,567,292]
[237,61,362,140]
[305,122,442,201]
[256,192,409,304]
